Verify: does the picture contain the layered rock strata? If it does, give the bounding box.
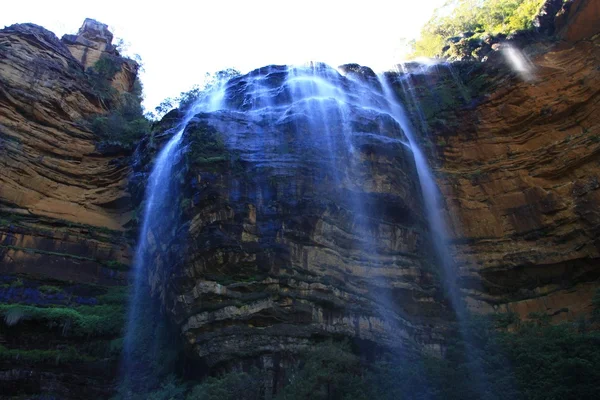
[0,20,136,398]
[399,0,600,323]
[138,67,451,378]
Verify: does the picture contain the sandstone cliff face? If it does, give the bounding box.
[402,0,600,324]
[0,20,136,398]
[0,21,133,285]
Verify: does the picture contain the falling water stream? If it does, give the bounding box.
[377,74,463,312]
[123,62,485,395]
[121,97,220,392]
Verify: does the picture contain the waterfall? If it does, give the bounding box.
[376,74,463,312]
[202,63,423,346]
[120,127,185,392]
[121,93,222,393]
[121,63,486,395]
[376,72,501,398]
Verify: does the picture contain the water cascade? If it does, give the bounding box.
[121,97,220,392]
[377,74,463,313]
[187,63,438,350]
[124,62,477,393]
[377,71,507,397]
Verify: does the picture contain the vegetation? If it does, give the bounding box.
[0,280,128,380]
[86,54,122,102]
[0,303,125,337]
[185,122,228,168]
[38,285,62,294]
[85,54,150,149]
[139,307,600,400]
[411,0,546,58]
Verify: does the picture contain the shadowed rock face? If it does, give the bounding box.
[140,65,451,373]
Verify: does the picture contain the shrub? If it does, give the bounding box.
[38,285,62,294]
[87,80,150,149]
[187,371,262,400]
[0,303,125,337]
[138,317,600,400]
[85,55,150,149]
[86,54,121,102]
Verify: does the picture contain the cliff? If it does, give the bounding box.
[0,19,136,398]
[138,68,449,382]
[400,0,600,323]
[0,1,599,397]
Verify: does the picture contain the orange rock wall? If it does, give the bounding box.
[434,26,600,323]
[0,22,134,284]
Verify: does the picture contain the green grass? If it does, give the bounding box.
[96,286,129,305]
[103,260,130,271]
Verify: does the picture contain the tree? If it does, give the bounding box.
[410,0,546,58]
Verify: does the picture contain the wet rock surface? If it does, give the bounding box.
[139,65,451,374]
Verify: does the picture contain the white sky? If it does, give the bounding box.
[1,0,446,112]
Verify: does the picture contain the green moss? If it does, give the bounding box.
[186,123,229,171]
[0,303,125,337]
[10,278,24,288]
[194,156,228,164]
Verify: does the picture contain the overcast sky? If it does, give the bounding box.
[1,0,446,112]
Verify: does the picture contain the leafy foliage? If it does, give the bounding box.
[85,55,150,149]
[87,78,150,149]
[185,122,228,168]
[142,312,600,400]
[86,54,121,101]
[187,371,263,400]
[277,341,366,400]
[377,315,600,400]
[0,303,124,337]
[411,0,546,58]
